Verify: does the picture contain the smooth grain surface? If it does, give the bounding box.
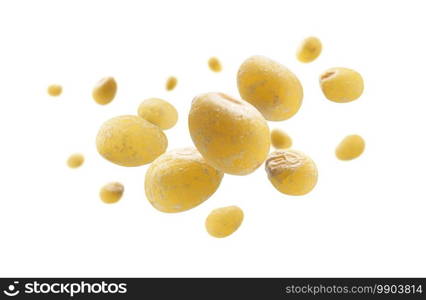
[336,135,365,160]
[237,55,303,121]
[189,92,270,175]
[96,115,167,167]
[137,98,178,130]
[205,206,244,238]
[319,68,364,103]
[145,148,224,213]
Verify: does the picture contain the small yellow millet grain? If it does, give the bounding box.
[47,84,62,96]
[237,55,303,121]
[208,57,222,72]
[145,148,224,213]
[335,135,365,161]
[67,153,84,169]
[319,68,364,103]
[92,77,117,105]
[100,182,124,204]
[265,149,318,196]
[189,92,270,175]
[205,206,244,238]
[271,129,292,149]
[137,98,178,130]
[296,36,322,63]
[165,76,177,91]
[96,115,167,167]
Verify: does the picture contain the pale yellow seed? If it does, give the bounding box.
[319,68,364,103]
[47,84,62,96]
[205,206,244,238]
[137,98,178,130]
[297,36,322,63]
[92,77,117,105]
[145,148,223,213]
[165,76,177,91]
[189,92,270,175]
[96,115,168,167]
[100,182,124,204]
[336,135,365,160]
[265,149,318,196]
[271,129,292,149]
[237,55,303,121]
[208,57,222,72]
[67,153,84,169]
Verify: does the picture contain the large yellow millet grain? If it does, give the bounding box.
[137,98,178,130]
[296,36,322,63]
[100,182,124,204]
[189,92,270,175]
[208,57,222,72]
[237,55,303,121]
[165,76,177,91]
[145,148,224,213]
[335,135,365,160]
[205,206,244,238]
[319,68,364,103]
[96,115,167,167]
[265,149,318,196]
[92,77,117,105]
[47,84,62,96]
[271,129,292,149]
[67,153,84,169]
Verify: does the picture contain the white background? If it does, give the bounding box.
[0,0,425,277]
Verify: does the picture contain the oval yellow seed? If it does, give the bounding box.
[96,115,167,167]
[47,84,62,96]
[265,149,317,196]
[296,36,322,63]
[319,68,364,103]
[137,98,178,130]
[335,135,365,161]
[92,77,117,105]
[208,57,222,72]
[100,182,124,204]
[271,129,292,149]
[165,76,177,91]
[189,92,270,175]
[237,55,303,121]
[67,153,84,169]
[145,148,224,213]
[205,206,244,238]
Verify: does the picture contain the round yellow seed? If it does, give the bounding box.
[165,76,177,91]
[96,115,167,167]
[237,55,303,121]
[319,68,364,103]
[137,98,178,130]
[208,57,222,72]
[335,135,365,161]
[47,84,62,96]
[296,36,322,63]
[145,148,224,213]
[100,182,124,204]
[271,129,292,149]
[189,92,270,175]
[265,149,318,196]
[67,153,84,169]
[92,77,117,105]
[205,206,244,238]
